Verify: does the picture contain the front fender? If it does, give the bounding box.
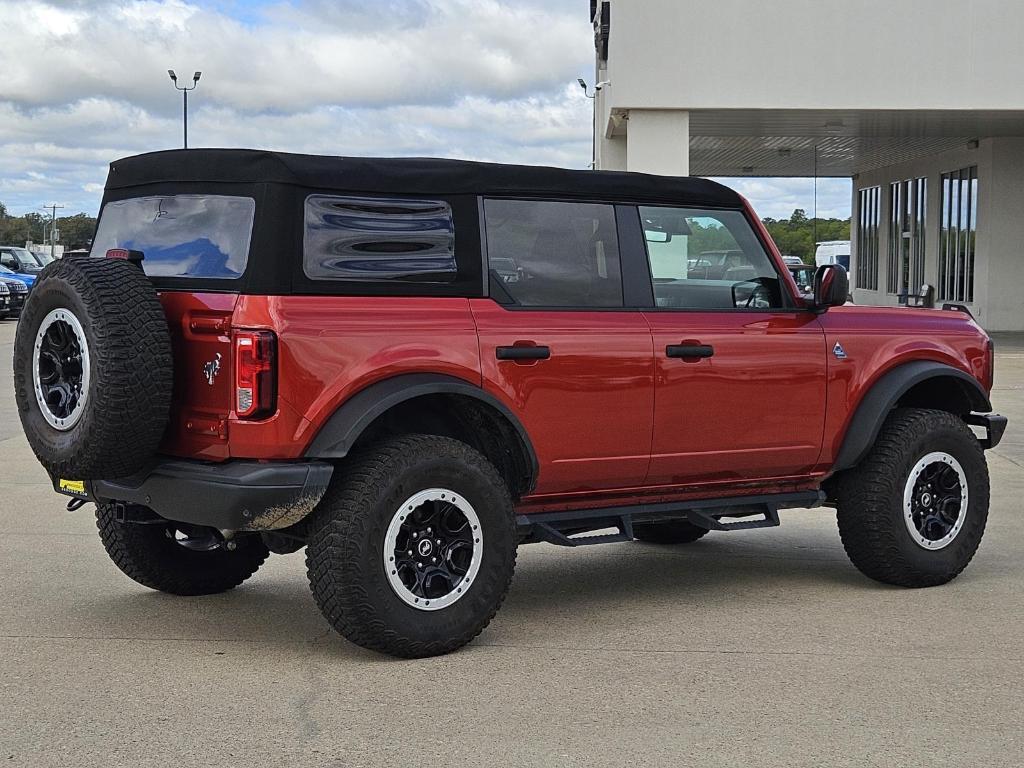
[832,361,991,473]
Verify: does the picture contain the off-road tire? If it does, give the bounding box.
[13,257,172,479]
[633,520,710,544]
[306,435,517,658]
[96,504,269,595]
[835,408,989,587]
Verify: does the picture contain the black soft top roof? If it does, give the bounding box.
[105,149,743,208]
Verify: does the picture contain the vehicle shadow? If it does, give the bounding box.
[79,534,873,659]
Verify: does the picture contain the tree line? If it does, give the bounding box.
[761,209,851,263]
[0,202,98,251]
[0,201,849,262]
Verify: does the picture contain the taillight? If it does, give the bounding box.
[233,330,276,419]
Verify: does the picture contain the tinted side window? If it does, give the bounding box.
[484,199,622,308]
[640,206,782,310]
[304,196,456,282]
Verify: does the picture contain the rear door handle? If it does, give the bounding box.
[496,345,551,361]
[666,344,714,359]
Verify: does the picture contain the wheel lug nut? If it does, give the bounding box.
[417,562,423,569]
[412,532,418,539]
[431,557,437,563]
[407,550,413,556]
[436,539,441,545]
[427,527,432,534]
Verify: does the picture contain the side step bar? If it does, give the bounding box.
[516,491,824,548]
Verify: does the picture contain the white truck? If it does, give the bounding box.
[815,240,850,271]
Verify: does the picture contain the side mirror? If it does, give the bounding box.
[812,264,849,311]
[644,229,671,243]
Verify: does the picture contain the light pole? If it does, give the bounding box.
[577,79,609,169]
[41,203,64,261]
[168,70,202,148]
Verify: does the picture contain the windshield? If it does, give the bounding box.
[2,248,45,270]
[91,195,256,279]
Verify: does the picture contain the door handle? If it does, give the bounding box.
[496,345,551,361]
[666,344,714,359]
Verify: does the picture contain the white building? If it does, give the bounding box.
[590,0,1024,331]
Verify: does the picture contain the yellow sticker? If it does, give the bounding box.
[59,479,86,495]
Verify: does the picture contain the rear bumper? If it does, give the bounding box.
[61,459,334,531]
[965,413,1008,449]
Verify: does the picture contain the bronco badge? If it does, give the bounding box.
[203,352,222,385]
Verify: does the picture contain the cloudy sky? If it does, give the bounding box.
[0,0,850,219]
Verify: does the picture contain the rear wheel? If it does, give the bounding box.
[835,408,989,587]
[633,519,710,544]
[306,435,517,658]
[96,504,269,596]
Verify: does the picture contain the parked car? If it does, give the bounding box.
[782,254,804,266]
[0,258,37,289]
[0,280,9,319]
[0,270,29,317]
[14,150,1005,658]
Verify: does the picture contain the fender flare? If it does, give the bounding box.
[832,360,991,473]
[303,372,539,478]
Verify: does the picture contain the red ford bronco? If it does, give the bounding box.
[14,150,1006,657]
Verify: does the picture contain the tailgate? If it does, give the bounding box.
[158,291,238,460]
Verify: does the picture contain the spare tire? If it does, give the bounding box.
[13,257,173,479]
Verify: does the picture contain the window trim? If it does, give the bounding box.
[634,203,802,314]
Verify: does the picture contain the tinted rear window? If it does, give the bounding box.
[304,195,456,282]
[92,195,255,279]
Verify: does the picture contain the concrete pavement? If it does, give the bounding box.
[1,320,1022,767]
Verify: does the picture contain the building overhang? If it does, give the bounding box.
[605,109,1024,177]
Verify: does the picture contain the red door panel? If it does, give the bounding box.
[471,299,654,496]
[645,310,827,487]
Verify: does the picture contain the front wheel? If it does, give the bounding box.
[305,435,517,658]
[834,408,989,587]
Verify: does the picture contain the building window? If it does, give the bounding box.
[303,195,456,282]
[483,199,623,308]
[887,178,927,296]
[939,167,978,303]
[856,186,880,290]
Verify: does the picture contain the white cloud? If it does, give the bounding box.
[0,0,851,223]
[715,177,852,220]
[0,0,595,215]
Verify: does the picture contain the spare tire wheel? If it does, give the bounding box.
[13,257,173,479]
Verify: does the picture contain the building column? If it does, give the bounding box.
[626,110,689,176]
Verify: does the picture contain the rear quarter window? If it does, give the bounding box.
[303,195,456,282]
[91,195,255,279]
